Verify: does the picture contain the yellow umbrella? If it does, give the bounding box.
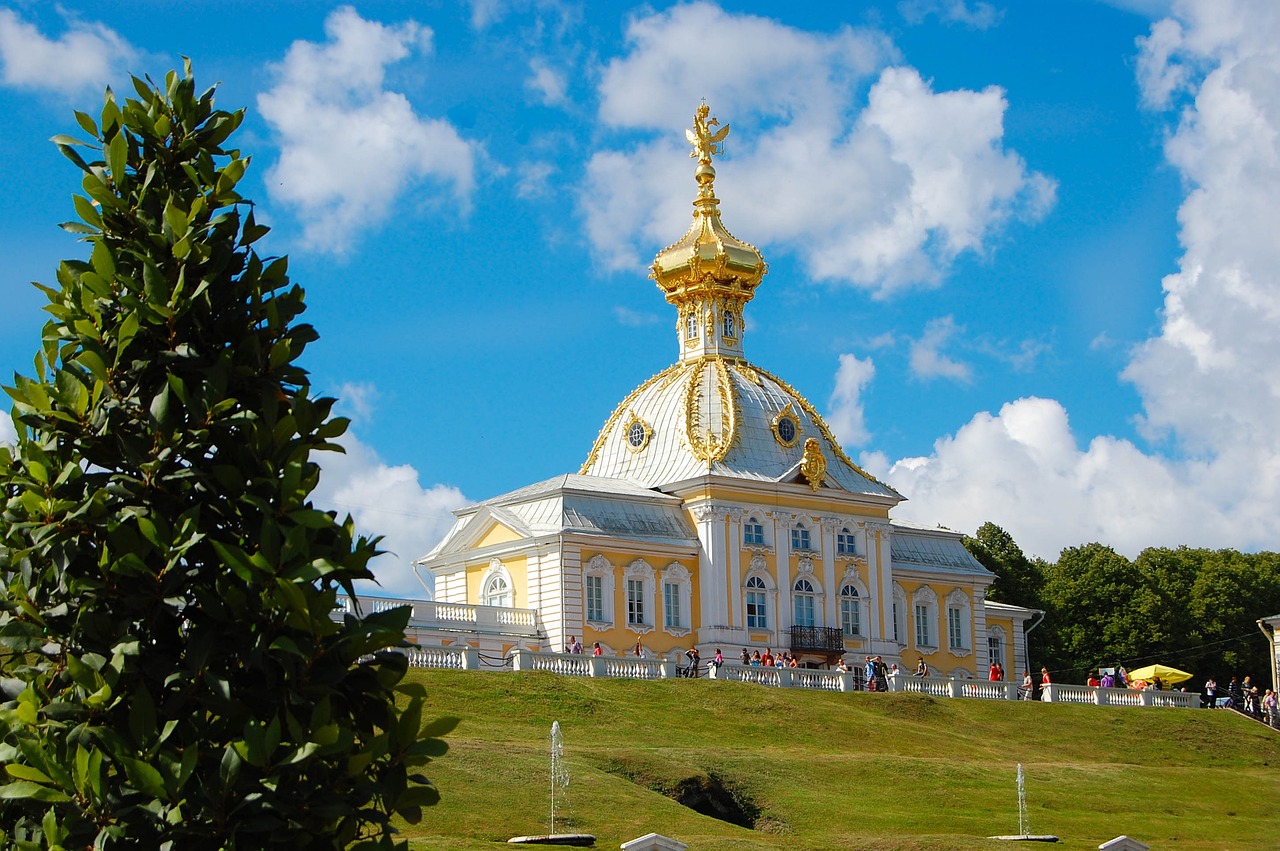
[1124,664,1193,685]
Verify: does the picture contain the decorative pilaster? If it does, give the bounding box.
[774,513,793,637]
[819,516,839,630]
[727,508,746,628]
[691,504,730,629]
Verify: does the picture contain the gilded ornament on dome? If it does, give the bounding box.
[771,405,801,448]
[623,410,653,454]
[800,438,826,491]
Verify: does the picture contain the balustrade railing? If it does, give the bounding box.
[333,594,542,638]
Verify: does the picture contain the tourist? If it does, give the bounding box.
[1087,672,1100,688]
[684,647,701,678]
[751,650,762,666]
[1040,667,1051,697]
[788,655,799,669]
[762,647,775,667]
[1152,676,1164,691]
[1101,671,1115,689]
[836,658,850,673]
[566,635,582,654]
[740,647,751,665]
[592,642,603,657]
[1118,666,1129,688]
[1204,677,1217,708]
[1248,686,1263,719]
[914,657,929,677]
[713,648,724,670]
[1227,675,1243,709]
[995,662,1005,681]
[989,661,1000,681]
[633,638,644,658]
[1263,689,1278,728]
[874,656,889,692]
[1021,671,1033,700]
[864,656,877,691]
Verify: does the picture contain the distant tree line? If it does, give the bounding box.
[963,522,1280,685]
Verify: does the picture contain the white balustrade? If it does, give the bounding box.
[334,594,541,638]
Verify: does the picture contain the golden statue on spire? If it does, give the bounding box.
[686,102,730,164]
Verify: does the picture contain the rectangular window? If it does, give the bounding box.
[663,582,681,629]
[627,578,645,626]
[837,531,855,555]
[746,592,767,629]
[915,604,931,647]
[790,527,811,551]
[743,521,764,546]
[892,601,901,643]
[585,575,603,623]
[988,635,1002,668]
[793,594,815,627]
[840,599,860,637]
[948,607,964,649]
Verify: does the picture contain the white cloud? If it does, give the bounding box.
[827,354,876,448]
[909,315,972,381]
[0,9,137,95]
[898,0,1002,30]
[868,0,1280,560]
[258,6,476,253]
[0,413,15,446]
[614,306,659,326]
[527,57,568,106]
[583,3,1053,293]
[312,429,469,599]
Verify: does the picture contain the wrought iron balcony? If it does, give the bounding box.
[789,625,844,653]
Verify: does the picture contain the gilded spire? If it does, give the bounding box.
[651,103,767,363]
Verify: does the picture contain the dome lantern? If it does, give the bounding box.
[650,103,767,364]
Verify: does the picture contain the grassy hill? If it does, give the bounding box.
[400,669,1280,850]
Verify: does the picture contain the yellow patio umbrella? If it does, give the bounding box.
[1123,664,1193,685]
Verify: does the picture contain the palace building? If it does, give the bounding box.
[413,105,1038,678]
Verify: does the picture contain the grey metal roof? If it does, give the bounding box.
[890,522,993,576]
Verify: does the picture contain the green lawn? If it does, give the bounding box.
[399,670,1280,850]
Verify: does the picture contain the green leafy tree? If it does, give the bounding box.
[963,521,1045,610]
[1038,542,1147,681]
[0,63,451,849]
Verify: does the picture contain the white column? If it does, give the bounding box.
[821,517,838,629]
[692,504,729,629]
[862,523,881,641]
[774,514,793,641]
[728,509,744,628]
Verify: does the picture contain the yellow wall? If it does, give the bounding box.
[465,555,529,606]
[475,522,522,548]
[578,548,700,657]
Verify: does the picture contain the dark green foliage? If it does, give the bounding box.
[0,62,451,849]
[962,521,1044,610]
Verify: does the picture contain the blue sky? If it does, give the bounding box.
[2,0,1278,597]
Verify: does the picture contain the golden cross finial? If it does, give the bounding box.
[686,102,730,164]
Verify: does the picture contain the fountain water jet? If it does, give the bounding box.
[989,763,1059,842]
[508,722,595,846]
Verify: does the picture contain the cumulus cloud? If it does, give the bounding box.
[527,56,568,106]
[828,354,876,448]
[312,429,469,598]
[583,3,1053,292]
[0,413,15,446]
[0,9,137,95]
[909,316,972,382]
[258,6,476,252]
[862,0,1280,560]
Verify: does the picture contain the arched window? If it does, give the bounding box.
[946,590,971,654]
[686,311,699,340]
[722,310,736,339]
[790,522,811,552]
[793,578,817,627]
[484,575,511,608]
[839,585,861,637]
[836,527,857,556]
[745,575,769,630]
[624,559,655,633]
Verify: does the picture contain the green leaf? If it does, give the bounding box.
[5,764,55,785]
[0,780,71,803]
[107,130,128,189]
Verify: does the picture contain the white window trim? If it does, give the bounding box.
[582,554,614,629]
[838,569,868,639]
[660,562,692,637]
[987,625,1006,669]
[946,589,972,658]
[892,582,907,647]
[912,585,939,653]
[480,558,514,608]
[742,515,769,549]
[623,559,655,635]
[792,577,819,628]
[743,560,776,633]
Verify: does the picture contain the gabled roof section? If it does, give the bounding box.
[420,474,697,562]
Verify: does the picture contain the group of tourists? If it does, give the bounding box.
[738,646,801,668]
[1208,675,1279,726]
